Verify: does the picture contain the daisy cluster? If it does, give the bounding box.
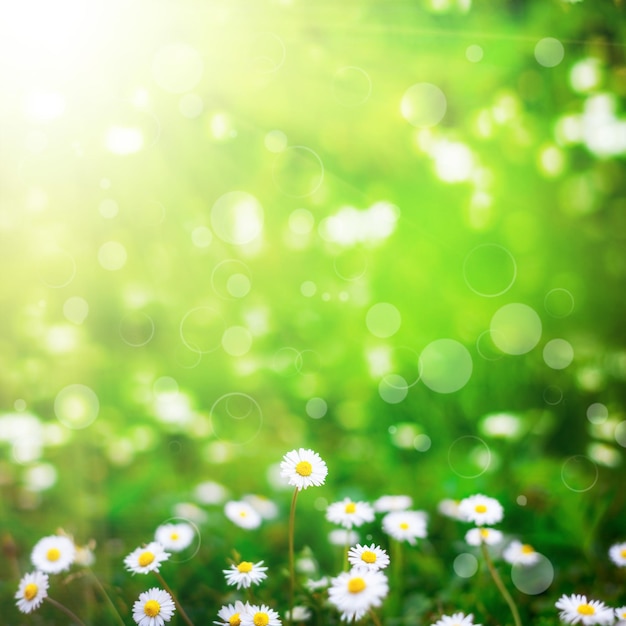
[453,493,542,566]
[14,532,86,614]
[11,449,626,626]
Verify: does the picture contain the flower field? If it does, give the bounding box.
[1,0,625,624]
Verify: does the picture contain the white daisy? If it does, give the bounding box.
[214,600,250,626]
[224,500,262,530]
[326,498,375,529]
[555,593,615,625]
[295,556,317,574]
[438,499,462,520]
[328,529,360,546]
[502,540,541,566]
[280,448,328,490]
[373,495,413,512]
[286,606,312,621]
[240,604,282,626]
[132,587,176,626]
[124,542,171,574]
[305,576,330,591]
[381,510,428,545]
[457,494,504,526]
[31,535,76,574]
[347,544,390,571]
[194,480,230,505]
[465,527,503,547]
[431,612,481,626]
[609,541,626,567]
[155,523,195,552]
[243,494,279,519]
[74,541,96,567]
[328,567,389,622]
[615,607,626,624]
[223,560,268,589]
[15,571,49,614]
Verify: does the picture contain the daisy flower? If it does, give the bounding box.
[502,540,541,566]
[74,541,96,567]
[465,527,503,547]
[15,571,49,614]
[555,593,615,625]
[214,600,250,626]
[326,498,375,529]
[348,544,390,571]
[280,448,328,490]
[155,522,195,552]
[305,576,330,591]
[31,534,76,574]
[223,560,268,589]
[328,567,389,622]
[431,612,481,626]
[373,495,413,512]
[286,606,312,621]
[438,499,462,520]
[244,494,279,519]
[124,542,171,574]
[609,541,626,567]
[132,587,176,626]
[329,529,360,546]
[381,510,427,545]
[615,607,626,624]
[458,494,504,526]
[240,604,282,626]
[224,500,262,530]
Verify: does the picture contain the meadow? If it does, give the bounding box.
[1,0,625,624]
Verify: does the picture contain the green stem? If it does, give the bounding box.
[154,571,195,626]
[369,608,384,626]
[392,539,403,613]
[480,542,522,626]
[88,569,126,626]
[288,487,299,626]
[45,596,86,626]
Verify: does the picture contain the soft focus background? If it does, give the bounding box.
[1,0,625,624]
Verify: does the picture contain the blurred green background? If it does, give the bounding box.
[1,0,625,623]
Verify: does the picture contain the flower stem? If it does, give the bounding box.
[45,596,86,626]
[154,571,195,626]
[88,569,126,626]
[480,542,522,626]
[369,608,383,626]
[288,487,299,626]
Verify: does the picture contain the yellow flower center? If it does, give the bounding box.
[138,551,155,567]
[621,548,626,558]
[253,612,269,626]
[237,561,253,573]
[521,544,535,554]
[348,577,366,593]
[361,550,377,564]
[295,461,313,476]
[229,614,241,626]
[345,502,356,514]
[46,547,61,562]
[144,600,161,617]
[24,583,38,601]
[577,604,595,616]
[475,504,487,513]
[239,511,248,517]
[480,528,490,538]
[170,532,179,540]
[399,522,409,530]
